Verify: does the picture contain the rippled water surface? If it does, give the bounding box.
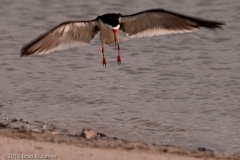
[1,0,240,154]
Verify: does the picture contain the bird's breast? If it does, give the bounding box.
[99,23,119,45]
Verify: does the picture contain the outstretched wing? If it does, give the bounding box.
[20,20,99,57]
[119,9,224,38]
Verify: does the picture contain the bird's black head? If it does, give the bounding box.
[97,13,121,29]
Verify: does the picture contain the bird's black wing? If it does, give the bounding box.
[119,9,224,38]
[20,20,99,57]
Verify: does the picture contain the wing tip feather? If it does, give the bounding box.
[196,20,226,30]
[20,47,29,57]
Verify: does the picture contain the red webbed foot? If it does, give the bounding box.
[103,58,107,67]
[117,55,121,65]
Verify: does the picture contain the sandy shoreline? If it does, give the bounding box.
[0,127,238,160]
[0,135,203,160]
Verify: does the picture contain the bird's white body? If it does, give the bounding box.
[99,22,119,45]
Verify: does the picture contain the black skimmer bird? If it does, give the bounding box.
[20,9,224,67]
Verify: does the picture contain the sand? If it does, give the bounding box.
[0,128,238,160]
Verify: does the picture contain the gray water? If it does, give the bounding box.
[0,0,240,154]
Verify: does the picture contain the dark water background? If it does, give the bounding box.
[0,0,240,154]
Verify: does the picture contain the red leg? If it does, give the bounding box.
[117,44,121,65]
[102,45,106,67]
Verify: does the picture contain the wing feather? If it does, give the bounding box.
[119,9,225,38]
[20,20,99,57]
